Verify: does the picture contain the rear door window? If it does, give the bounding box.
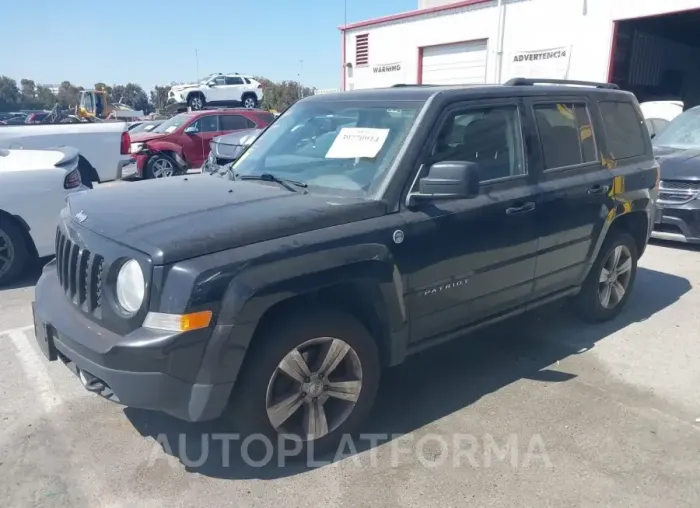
[220,114,252,130]
[533,103,598,170]
[225,76,245,85]
[599,100,647,159]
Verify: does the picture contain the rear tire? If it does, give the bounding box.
[573,232,638,322]
[229,308,381,460]
[242,94,258,109]
[0,218,30,286]
[187,93,205,111]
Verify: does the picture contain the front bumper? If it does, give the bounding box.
[651,200,700,244]
[32,264,233,422]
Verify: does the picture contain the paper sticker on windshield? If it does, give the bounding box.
[325,128,390,159]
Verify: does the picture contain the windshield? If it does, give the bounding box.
[152,114,190,134]
[653,108,700,149]
[231,100,423,197]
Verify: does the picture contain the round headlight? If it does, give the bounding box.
[116,259,145,313]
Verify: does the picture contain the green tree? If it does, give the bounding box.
[57,81,81,108]
[0,76,21,112]
[35,86,58,109]
[149,85,171,113]
[111,83,150,113]
[256,77,314,112]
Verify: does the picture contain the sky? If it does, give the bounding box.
[0,0,415,91]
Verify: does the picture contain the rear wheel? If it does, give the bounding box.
[230,309,381,458]
[242,94,257,109]
[0,219,30,286]
[187,93,204,111]
[574,232,638,322]
[145,154,177,179]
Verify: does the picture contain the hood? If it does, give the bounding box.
[211,129,262,159]
[130,131,169,143]
[653,145,700,181]
[0,147,76,173]
[171,83,199,93]
[65,176,386,265]
[212,128,262,146]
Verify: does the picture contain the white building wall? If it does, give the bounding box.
[342,0,700,90]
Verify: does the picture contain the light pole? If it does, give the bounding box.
[195,49,200,81]
[298,60,304,100]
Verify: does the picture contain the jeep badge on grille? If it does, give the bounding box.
[75,211,87,223]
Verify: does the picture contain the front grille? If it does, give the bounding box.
[55,228,104,316]
[215,157,235,166]
[658,180,700,205]
[660,180,700,191]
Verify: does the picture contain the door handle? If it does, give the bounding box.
[587,185,610,195]
[505,202,536,215]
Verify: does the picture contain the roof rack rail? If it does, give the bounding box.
[504,78,619,90]
[391,83,440,87]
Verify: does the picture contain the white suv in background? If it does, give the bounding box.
[168,73,264,111]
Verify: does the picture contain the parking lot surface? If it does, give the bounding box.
[1,242,699,507]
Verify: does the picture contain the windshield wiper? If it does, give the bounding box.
[237,172,308,192]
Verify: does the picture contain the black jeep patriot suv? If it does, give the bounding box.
[32,78,658,454]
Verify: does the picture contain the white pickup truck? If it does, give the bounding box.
[0,122,133,184]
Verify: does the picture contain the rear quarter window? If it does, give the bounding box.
[599,100,647,160]
[254,112,275,125]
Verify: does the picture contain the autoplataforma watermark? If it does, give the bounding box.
[146,432,553,469]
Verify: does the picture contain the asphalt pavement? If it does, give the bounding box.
[1,241,699,507]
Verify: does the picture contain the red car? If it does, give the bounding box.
[128,108,273,178]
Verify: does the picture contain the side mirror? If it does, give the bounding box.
[184,125,199,134]
[650,133,656,139]
[207,81,216,87]
[408,161,480,206]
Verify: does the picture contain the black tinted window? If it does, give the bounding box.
[599,101,646,159]
[432,105,526,181]
[534,103,597,170]
[220,114,252,130]
[198,115,219,132]
[255,112,275,125]
[225,76,244,85]
[244,78,251,84]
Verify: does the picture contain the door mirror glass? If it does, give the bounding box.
[410,161,481,204]
[184,125,199,134]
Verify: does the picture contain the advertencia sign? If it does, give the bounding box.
[507,46,572,80]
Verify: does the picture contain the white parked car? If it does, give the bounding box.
[640,100,684,138]
[0,146,89,285]
[168,73,264,111]
[0,121,133,183]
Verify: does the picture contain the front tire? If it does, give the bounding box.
[574,232,638,322]
[0,219,31,286]
[230,308,381,458]
[145,154,177,179]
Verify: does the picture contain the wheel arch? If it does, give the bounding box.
[0,209,38,259]
[78,154,100,183]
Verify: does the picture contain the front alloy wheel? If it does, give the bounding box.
[243,96,256,109]
[0,229,16,280]
[598,245,633,309]
[150,157,175,178]
[266,337,362,441]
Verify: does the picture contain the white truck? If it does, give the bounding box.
[0,122,133,184]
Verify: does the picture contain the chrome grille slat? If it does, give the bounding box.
[658,180,700,205]
[55,227,103,317]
